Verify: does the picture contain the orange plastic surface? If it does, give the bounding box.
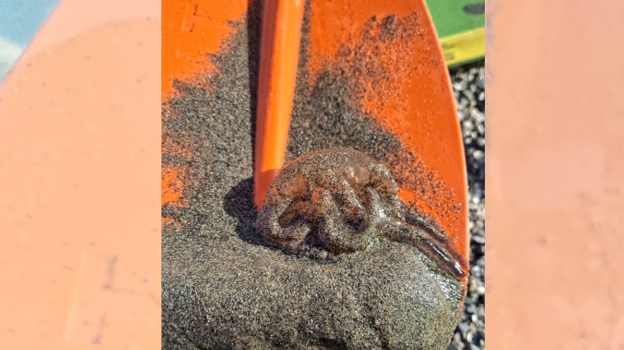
[254,0,305,206]
[0,0,161,349]
[488,1,624,348]
[162,0,468,259]
[161,0,248,101]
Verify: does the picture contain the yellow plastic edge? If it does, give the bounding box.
[440,27,485,67]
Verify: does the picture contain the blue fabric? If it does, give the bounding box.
[0,0,60,81]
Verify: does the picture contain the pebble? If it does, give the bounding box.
[447,62,486,350]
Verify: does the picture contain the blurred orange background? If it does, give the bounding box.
[0,0,161,349]
[487,0,624,349]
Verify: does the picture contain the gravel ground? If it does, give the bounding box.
[447,62,486,350]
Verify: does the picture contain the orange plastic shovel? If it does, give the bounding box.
[253,0,305,207]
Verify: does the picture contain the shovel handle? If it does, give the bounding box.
[254,0,305,206]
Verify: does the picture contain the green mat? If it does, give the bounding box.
[426,0,485,67]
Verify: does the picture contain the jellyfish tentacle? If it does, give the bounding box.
[384,218,468,279]
[314,188,370,253]
[331,178,367,227]
[368,164,398,196]
[257,197,294,247]
[280,221,312,254]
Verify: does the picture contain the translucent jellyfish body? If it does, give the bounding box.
[256,148,468,279]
